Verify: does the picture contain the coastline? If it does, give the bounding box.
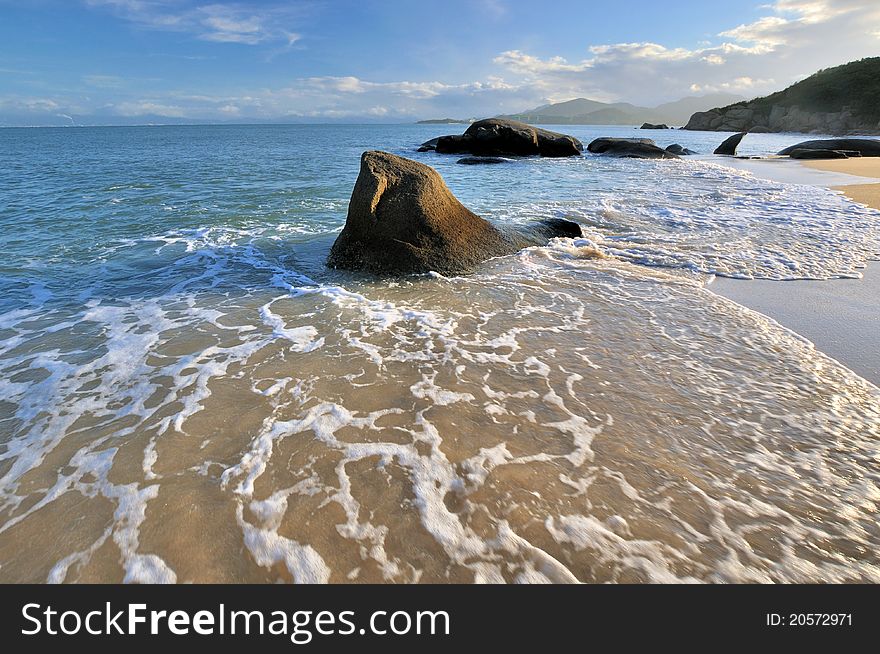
[711,157,880,386]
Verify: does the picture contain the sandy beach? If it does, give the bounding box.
[713,156,880,386]
[803,157,880,209]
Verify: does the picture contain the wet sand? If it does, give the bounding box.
[712,156,880,386]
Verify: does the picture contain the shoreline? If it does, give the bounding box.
[711,156,880,386]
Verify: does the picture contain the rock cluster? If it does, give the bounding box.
[421,118,583,158]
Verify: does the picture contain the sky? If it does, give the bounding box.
[1,0,879,125]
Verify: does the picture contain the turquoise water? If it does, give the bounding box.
[1,124,879,584]
[3,124,877,309]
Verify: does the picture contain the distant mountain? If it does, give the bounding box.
[683,58,880,135]
[499,93,743,127]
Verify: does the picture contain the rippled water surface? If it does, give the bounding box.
[1,125,879,583]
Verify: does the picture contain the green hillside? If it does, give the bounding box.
[747,57,880,123]
[684,58,880,134]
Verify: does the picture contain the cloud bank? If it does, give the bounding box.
[3,0,880,123]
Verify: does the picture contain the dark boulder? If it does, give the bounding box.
[327,152,572,276]
[788,149,852,160]
[778,139,880,157]
[457,156,507,165]
[714,132,747,156]
[433,119,583,158]
[417,137,441,153]
[587,137,678,159]
[640,123,670,130]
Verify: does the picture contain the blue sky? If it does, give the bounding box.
[1,0,879,124]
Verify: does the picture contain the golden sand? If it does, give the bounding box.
[800,158,880,210]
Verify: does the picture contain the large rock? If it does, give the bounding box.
[640,123,669,130]
[327,152,581,275]
[433,119,583,158]
[714,132,747,156]
[587,137,678,159]
[778,139,880,157]
[788,149,852,160]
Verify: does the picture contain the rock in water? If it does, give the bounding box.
[640,123,670,130]
[714,132,747,156]
[434,119,583,158]
[327,152,579,276]
[533,218,583,239]
[587,137,679,159]
[417,137,441,153]
[778,139,880,157]
[457,156,507,165]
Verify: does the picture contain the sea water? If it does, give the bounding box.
[0,124,879,583]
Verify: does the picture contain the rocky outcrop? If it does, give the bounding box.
[684,58,880,135]
[714,132,747,156]
[640,123,669,130]
[778,139,880,157]
[327,152,581,275]
[684,104,871,135]
[431,119,583,158]
[587,137,679,159]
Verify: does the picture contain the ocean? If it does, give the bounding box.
[1,124,879,583]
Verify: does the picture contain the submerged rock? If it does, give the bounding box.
[533,218,583,239]
[457,156,507,165]
[714,132,747,156]
[433,118,583,158]
[327,151,580,276]
[778,139,880,157]
[587,137,678,159]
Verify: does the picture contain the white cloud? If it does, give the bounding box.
[85,0,306,46]
[113,100,187,117]
[690,77,777,94]
[492,0,880,104]
[7,0,880,123]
